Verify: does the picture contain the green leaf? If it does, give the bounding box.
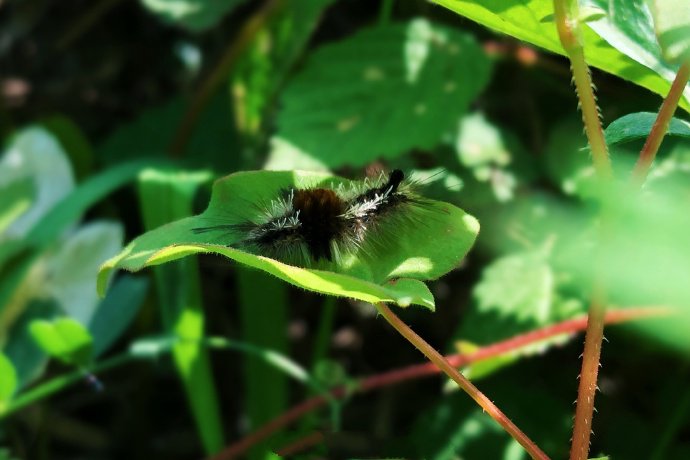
[605,112,690,145]
[456,250,582,344]
[232,0,336,141]
[450,331,573,382]
[274,19,492,168]
[409,374,572,459]
[542,117,596,197]
[29,317,93,367]
[43,222,124,325]
[137,168,223,454]
[41,115,94,181]
[0,126,74,239]
[432,0,690,112]
[0,353,17,411]
[24,159,159,249]
[648,0,690,64]
[140,0,249,32]
[0,179,34,235]
[89,275,149,357]
[98,96,240,170]
[453,113,533,203]
[237,268,288,458]
[99,170,480,309]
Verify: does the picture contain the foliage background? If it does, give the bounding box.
[1,0,689,459]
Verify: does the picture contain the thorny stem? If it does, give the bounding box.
[569,284,606,460]
[632,62,690,185]
[169,0,283,156]
[553,0,611,180]
[552,1,615,458]
[374,302,550,460]
[208,308,664,459]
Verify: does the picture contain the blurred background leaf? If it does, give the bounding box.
[272,18,492,168]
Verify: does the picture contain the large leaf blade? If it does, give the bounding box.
[99,170,480,309]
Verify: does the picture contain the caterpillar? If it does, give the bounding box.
[192,169,430,268]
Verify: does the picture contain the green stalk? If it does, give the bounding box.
[379,0,394,25]
[138,170,224,454]
[1,353,133,419]
[553,0,611,180]
[552,2,613,459]
[236,268,289,460]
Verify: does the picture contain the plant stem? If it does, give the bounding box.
[553,2,614,458]
[569,283,606,460]
[275,431,324,456]
[379,0,394,25]
[632,62,690,185]
[169,0,283,157]
[553,0,611,180]
[374,302,550,460]
[311,297,337,367]
[208,307,665,460]
[2,353,134,418]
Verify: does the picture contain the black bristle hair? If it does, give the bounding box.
[192,169,423,266]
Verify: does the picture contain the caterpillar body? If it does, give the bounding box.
[193,169,428,268]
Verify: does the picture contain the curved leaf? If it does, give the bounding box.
[432,0,690,112]
[0,352,17,411]
[647,0,690,64]
[605,112,690,145]
[99,170,480,309]
[29,318,93,367]
[273,19,492,168]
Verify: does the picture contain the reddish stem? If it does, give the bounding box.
[632,62,690,185]
[208,307,664,460]
[374,302,543,460]
[569,285,606,460]
[275,431,324,456]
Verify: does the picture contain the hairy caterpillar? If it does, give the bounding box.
[192,169,431,268]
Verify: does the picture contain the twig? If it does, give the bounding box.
[374,302,550,460]
[208,307,664,459]
[632,62,690,185]
[275,431,324,456]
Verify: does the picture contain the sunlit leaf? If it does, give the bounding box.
[456,250,582,344]
[648,0,690,63]
[274,19,492,167]
[43,222,123,325]
[432,0,690,111]
[0,127,74,239]
[99,170,480,309]
[0,179,33,235]
[29,317,93,367]
[0,353,17,411]
[140,0,249,32]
